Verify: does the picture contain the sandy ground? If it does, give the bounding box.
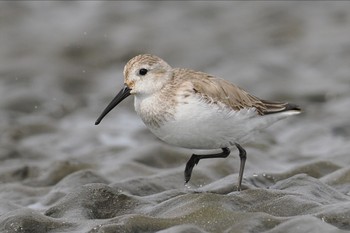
[1,2,350,233]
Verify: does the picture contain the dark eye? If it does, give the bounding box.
[139,68,148,76]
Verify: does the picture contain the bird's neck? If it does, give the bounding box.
[134,92,176,129]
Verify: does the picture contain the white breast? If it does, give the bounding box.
[146,95,259,149]
[135,94,294,149]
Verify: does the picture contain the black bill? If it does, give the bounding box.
[95,85,131,125]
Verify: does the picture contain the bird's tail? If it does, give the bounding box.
[261,100,301,116]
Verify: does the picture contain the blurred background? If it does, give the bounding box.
[1,2,350,232]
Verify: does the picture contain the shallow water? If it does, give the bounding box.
[1,2,350,233]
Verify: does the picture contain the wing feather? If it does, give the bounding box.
[173,68,301,115]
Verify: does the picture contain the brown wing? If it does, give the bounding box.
[174,68,300,115]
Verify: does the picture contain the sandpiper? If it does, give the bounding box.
[95,54,301,191]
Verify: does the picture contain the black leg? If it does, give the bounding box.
[235,143,246,191]
[184,147,230,183]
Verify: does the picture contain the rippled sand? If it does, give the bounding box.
[1,2,350,233]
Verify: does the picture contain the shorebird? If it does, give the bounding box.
[95,54,301,191]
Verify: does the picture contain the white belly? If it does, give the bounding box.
[136,95,294,149]
[148,99,259,149]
